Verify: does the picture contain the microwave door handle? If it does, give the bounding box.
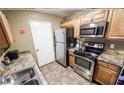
[94,27,97,35]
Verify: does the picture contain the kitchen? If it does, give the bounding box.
[0,9,124,85]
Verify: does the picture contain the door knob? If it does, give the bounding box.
[37,49,39,52]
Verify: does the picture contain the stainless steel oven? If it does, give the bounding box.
[73,42,104,82]
[73,54,95,81]
[80,21,108,37]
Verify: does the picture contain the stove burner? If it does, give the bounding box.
[85,52,98,57]
[74,50,99,61]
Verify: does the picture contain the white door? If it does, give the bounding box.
[29,20,55,67]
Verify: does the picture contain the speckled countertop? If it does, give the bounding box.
[0,51,47,84]
[98,50,124,67]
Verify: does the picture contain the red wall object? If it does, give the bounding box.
[20,28,27,34]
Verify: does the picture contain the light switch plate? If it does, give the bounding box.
[110,44,115,49]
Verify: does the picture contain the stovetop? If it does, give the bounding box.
[74,50,99,61]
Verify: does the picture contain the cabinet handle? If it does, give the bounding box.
[69,55,74,57]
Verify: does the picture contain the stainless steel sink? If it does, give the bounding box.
[23,79,39,85]
[3,67,41,85]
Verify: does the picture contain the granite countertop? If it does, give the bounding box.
[98,50,124,67]
[0,51,47,84]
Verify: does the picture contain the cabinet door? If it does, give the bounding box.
[69,49,74,67]
[0,23,8,48]
[60,22,65,27]
[74,17,80,38]
[80,14,92,25]
[68,20,74,27]
[108,10,124,39]
[92,10,108,22]
[0,11,14,46]
[65,21,69,27]
[69,55,74,67]
[94,65,118,85]
[61,20,73,28]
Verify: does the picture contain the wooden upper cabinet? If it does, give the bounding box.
[80,10,109,25]
[60,22,65,27]
[108,9,124,39]
[92,10,109,22]
[80,14,92,25]
[61,19,74,28]
[68,19,74,27]
[61,18,80,38]
[74,17,80,38]
[0,11,14,48]
[61,21,67,28]
[0,23,8,48]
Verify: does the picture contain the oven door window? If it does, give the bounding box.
[75,56,91,70]
[80,28,96,35]
[96,26,104,35]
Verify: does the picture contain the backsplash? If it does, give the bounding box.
[0,49,7,57]
[80,37,124,51]
[105,40,124,50]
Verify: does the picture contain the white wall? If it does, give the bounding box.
[3,10,63,62]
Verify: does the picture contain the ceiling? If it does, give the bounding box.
[34,9,90,18]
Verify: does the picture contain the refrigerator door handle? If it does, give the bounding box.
[54,32,56,46]
[54,32,56,41]
[62,29,66,43]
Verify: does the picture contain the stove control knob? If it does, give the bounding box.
[98,44,103,48]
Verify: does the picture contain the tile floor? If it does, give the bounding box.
[40,62,96,85]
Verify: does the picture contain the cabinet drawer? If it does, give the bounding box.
[108,63,120,72]
[69,49,74,56]
[97,60,108,68]
[97,60,120,72]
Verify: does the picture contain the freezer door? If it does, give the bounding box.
[55,28,66,43]
[56,42,67,67]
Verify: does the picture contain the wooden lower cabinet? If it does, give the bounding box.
[94,61,121,85]
[69,55,74,67]
[94,65,118,85]
[69,49,74,67]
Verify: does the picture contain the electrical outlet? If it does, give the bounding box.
[110,44,115,49]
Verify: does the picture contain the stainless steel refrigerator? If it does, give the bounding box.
[54,28,75,67]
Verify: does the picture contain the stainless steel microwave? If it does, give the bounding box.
[80,21,108,37]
